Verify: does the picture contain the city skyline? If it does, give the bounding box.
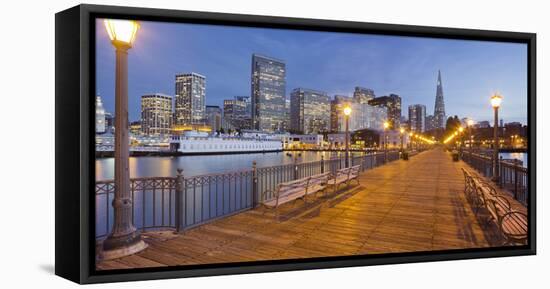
[95,19,528,125]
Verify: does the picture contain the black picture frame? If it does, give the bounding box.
[55,4,536,284]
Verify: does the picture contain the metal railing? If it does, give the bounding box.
[95,177,177,238]
[96,151,401,239]
[499,160,528,204]
[461,152,528,205]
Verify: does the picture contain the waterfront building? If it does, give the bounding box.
[141,93,173,136]
[353,86,375,104]
[379,130,409,149]
[368,94,401,129]
[327,133,347,149]
[96,95,106,134]
[251,54,286,132]
[504,122,527,148]
[408,104,426,132]
[290,88,331,134]
[351,129,381,148]
[129,121,141,135]
[433,70,446,129]
[205,105,222,132]
[282,134,324,149]
[104,112,114,133]
[175,72,206,126]
[476,121,491,128]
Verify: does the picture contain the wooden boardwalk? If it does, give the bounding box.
[96,147,524,270]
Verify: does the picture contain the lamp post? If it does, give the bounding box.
[491,93,503,183]
[102,19,147,260]
[467,119,474,160]
[383,121,389,162]
[458,126,464,158]
[399,127,405,153]
[409,132,414,150]
[344,106,352,168]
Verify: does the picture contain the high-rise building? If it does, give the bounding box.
[330,95,387,132]
[205,105,222,132]
[330,95,353,132]
[251,54,286,132]
[175,72,206,126]
[408,104,426,133]
[434,70,446,129]
[368,94,401,129]
[290,88,331,134]
[141,93,173,136]
[235,96,252,117]
[353,87,375,104]
[352,103,388,131]
[96,95,106,134]
[282,98,291,132]
[425,115,435,131]
[223,97,252,130]
[223,99,245,120]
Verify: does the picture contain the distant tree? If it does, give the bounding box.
[219,127,225,134]
[444,115,462,140]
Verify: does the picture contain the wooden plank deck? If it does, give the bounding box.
[96,147,525,270]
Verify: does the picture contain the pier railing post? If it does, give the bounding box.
[294,156,298,180]
[175,168,184,233]
[498,156,503,187]
[320,155,325,174]
[252,161,258,207]
[514,160,519,200]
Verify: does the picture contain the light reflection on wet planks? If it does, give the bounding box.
[97,148,524,270]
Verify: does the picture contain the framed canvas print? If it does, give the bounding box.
[55,4,536,284]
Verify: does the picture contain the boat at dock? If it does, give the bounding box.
[169,131,283,154]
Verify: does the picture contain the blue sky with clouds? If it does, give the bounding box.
[96,19,528,124]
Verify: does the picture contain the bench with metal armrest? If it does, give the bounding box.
[261,172,331,217]
[461,167,528,245]
[327,165,361,196]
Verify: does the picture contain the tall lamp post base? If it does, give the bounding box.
[101,233,148,260]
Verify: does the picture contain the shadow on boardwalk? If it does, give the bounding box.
[97,147,520,270]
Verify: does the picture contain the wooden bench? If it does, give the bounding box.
[461,168,528,245]
[261,172,331,214]
[328,165,361,195]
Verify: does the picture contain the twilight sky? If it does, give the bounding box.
[96,19,528,124]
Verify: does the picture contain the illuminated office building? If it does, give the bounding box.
[251,54,286,132]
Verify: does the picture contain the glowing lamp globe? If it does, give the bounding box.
[467,119,474,127]
[343,106,352,116]
[491,93,503,109]
[383,121,390,129]
[400,128,405,134]
[104,19,140,48]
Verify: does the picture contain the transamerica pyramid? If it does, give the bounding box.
[434,70,446,129]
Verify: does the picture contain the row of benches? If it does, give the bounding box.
[261,165,361,215]
[461,168,527,245]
